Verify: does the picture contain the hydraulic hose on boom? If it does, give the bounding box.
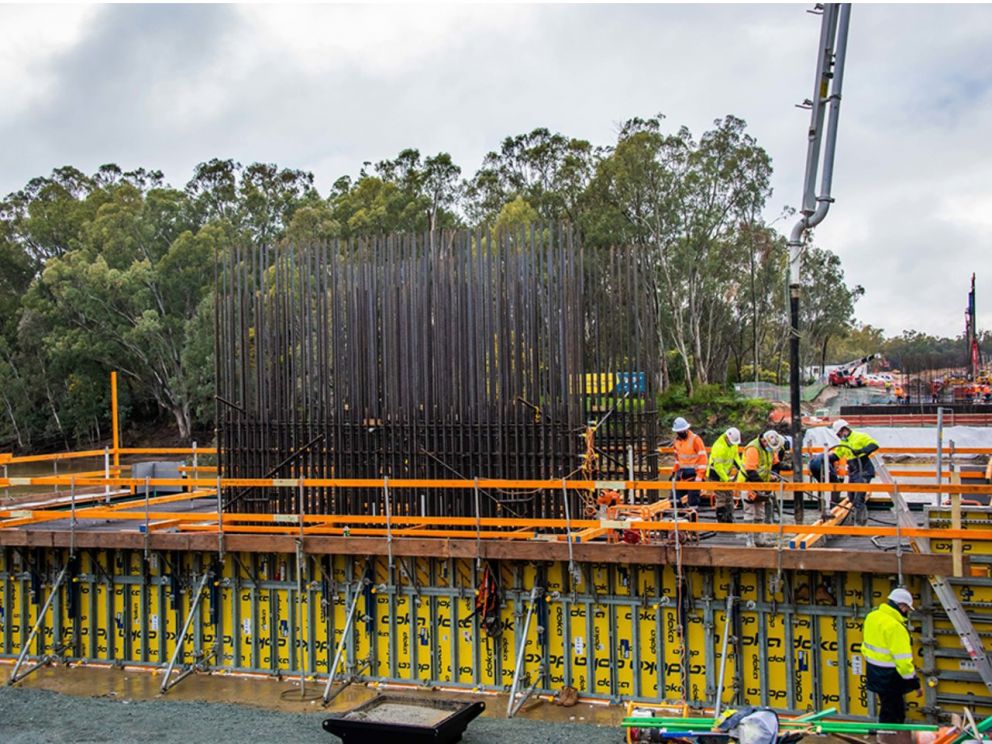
[787,3,851,523]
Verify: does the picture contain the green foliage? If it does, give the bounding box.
[466,128,597,225]
[800,244,864,372]
[658,384,773,443]
[0,116,868,451]
[492,196,539,235]
[736,364,780,385]
[330,149,463,237]
[882,329,978,373]
[826,324,978,374]
[581,114,780,391]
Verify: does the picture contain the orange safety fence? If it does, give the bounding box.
[2,473,990,497]
[0,502,987,541]
[0,444,988,468]
[0,447,218,466]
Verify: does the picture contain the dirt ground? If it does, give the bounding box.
[0,666,625,744]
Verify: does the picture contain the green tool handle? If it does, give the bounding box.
[793,707,838,722]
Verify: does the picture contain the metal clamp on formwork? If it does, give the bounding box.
[7,563,71,686]
[321,576,370,705]
[507,585,543,718]
[160,568,215,693]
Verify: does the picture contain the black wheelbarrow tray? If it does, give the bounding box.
[322,695,486,744]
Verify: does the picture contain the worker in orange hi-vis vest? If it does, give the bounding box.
[668,417,707,509]
[736,430,784,547]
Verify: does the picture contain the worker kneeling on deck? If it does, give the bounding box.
[670,417,707,508]
[708,427,741,523]
[736,430,783,546]
[831,419,879,526]
[863,588,922,724]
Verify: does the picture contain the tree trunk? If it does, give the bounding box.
[2,392,23,449]
[681,350,694,396]
[171,404,192,442]
[46,384,68,450]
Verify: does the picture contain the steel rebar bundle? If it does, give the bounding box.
[215,226,660,519]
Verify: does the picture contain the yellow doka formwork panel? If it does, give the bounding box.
[0,546,989,721]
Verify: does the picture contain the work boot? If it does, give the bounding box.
[854,505,868,526]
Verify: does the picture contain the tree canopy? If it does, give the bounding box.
[0,115,869,450]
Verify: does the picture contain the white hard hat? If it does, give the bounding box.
[831,418,850,436]
[888,587,914,610]
[725,427,741,445]
[761,430,784,451]
[672,417,691,433]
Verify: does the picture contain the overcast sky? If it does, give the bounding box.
[1,3,990,338]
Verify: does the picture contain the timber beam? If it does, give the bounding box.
[0,529,959,575]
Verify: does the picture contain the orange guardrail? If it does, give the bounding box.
[2,474,989,496]
[1,444,989,468]
[0,502,986,542]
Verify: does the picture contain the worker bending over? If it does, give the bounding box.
[707,427,741,523]
[670,417,707,508]
[736,430,784,546]
[831,418,879,525]
[863,588,921,723]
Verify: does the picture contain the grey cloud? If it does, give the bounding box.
[1,4,991,337]
[1,4,240,189]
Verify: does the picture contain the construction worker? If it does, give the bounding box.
[736,430,784,546]
[809,452,839,484]
[832,419,879,526]
[707,427,741,523]
[862,588,922,723]
[893,384,904,404]
[670,417,707,508]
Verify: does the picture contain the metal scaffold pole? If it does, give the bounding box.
[787,2,852,525]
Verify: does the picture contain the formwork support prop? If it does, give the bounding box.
[322,578,367,705]
[7,563,70,686]
[160,570,213,693]
[713,593,735,718]
[507,586,542,718]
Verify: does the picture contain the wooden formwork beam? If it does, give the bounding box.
[0,528,961,575]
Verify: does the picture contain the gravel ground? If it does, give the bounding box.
[0,687,623,744]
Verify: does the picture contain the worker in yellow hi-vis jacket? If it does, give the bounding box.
[707,427,741,523]
[862,588,921,723]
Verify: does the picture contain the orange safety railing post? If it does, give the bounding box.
[111,371,120,473]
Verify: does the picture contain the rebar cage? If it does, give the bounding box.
[216,227,661,518]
